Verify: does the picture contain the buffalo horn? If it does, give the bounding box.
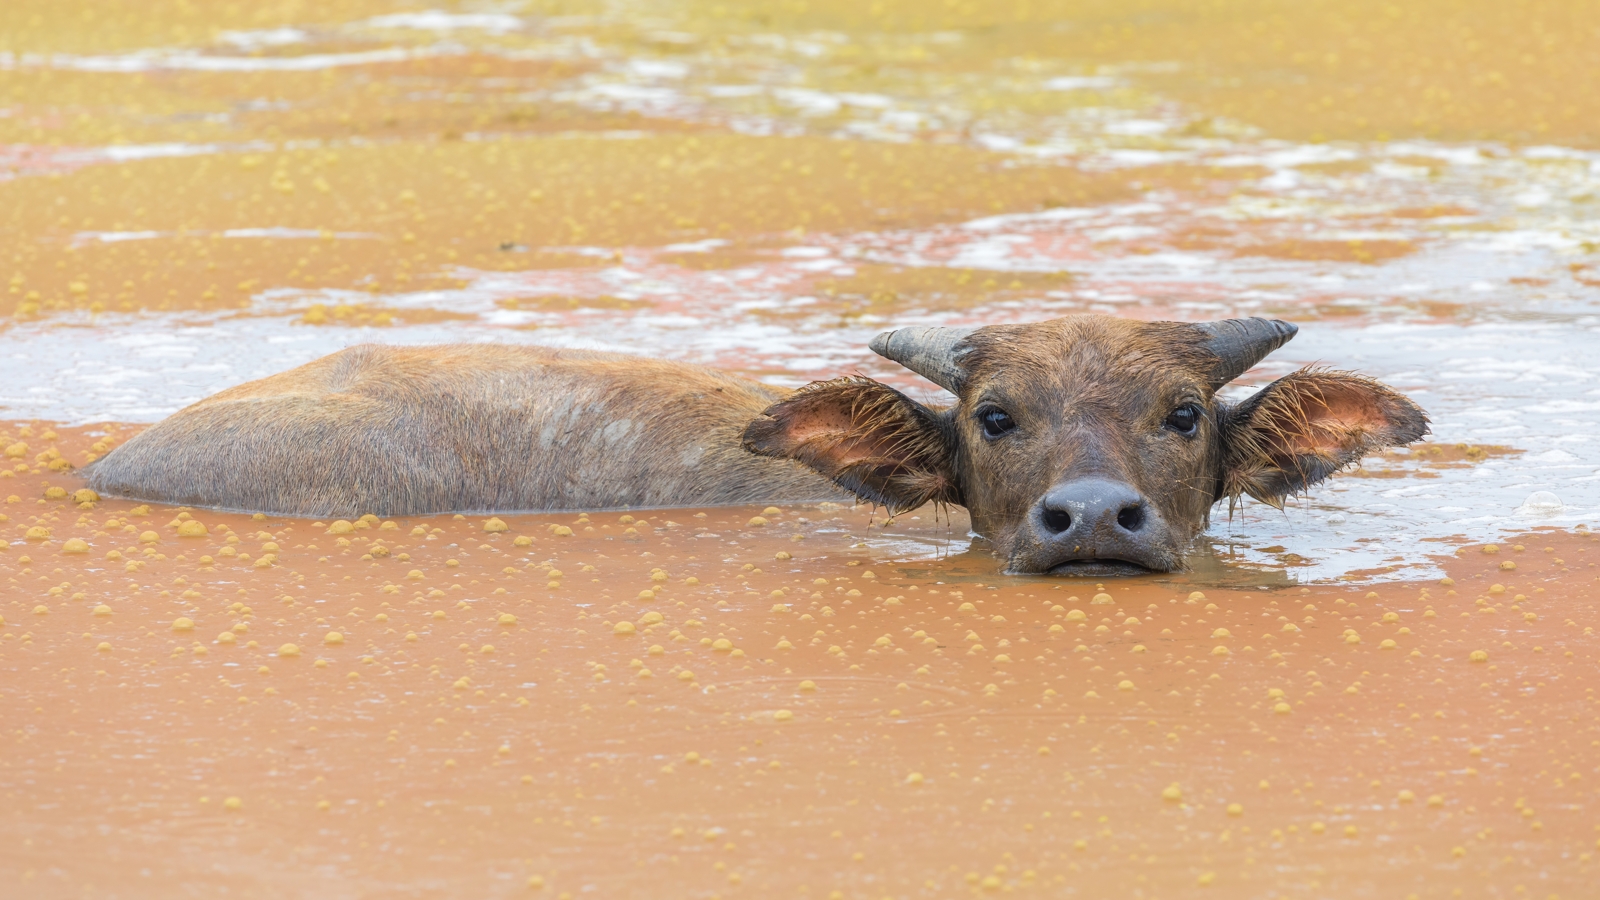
[1196,317,1298,388]
[869,326,976,393]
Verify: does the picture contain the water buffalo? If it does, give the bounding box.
[86,314,1428,574]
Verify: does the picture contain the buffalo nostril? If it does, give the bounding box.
[1041,507,1073,534]
[1116,504,1146,532]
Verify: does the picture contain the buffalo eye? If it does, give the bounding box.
[978,407,1016,439]
[1164,404,1201,436]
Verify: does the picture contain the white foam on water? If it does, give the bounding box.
[16,47,439,73]
[360,12,524,33]
[1103,119,1169,136]
[1212,320,1600,580]
[217,28,310,50]
[625,59,690,80]
[1043,76,1123,91]
[71,228,379,247]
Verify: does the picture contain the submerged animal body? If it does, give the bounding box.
[88,315,1429,575]
[86,344,844,516]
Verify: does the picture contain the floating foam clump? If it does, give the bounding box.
[1515,490,1563,516]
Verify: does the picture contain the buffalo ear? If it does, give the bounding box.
[743,376,959,515]
[1221,368,1430,508]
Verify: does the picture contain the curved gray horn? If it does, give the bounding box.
[1195,317,1298,388]
[869,325,976,393]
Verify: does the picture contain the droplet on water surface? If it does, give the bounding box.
[1515,491,1563,516]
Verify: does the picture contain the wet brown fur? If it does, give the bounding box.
[743,315,1428,573]
[87,344,845,517]
[950,317,1224,573]
[89,315,1428,573]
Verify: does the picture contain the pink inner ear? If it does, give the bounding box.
[744,377,958,514]
[1225,368,1428,506]
[778,405,859,450]
[746,377,941,477]
[791,408,919,474]
[771,401,891,473]
[1292,385,1393,455]
[1252,371,1424,465]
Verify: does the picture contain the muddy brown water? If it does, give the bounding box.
[0,428,1594,897]
[5,1,1600,897]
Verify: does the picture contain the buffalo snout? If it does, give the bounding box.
[1015,477,1177,576]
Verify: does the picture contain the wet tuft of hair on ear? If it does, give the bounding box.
[1222,367,1429,509]
[742,376,959,515]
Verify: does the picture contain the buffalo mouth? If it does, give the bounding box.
[1044,558,1158,577]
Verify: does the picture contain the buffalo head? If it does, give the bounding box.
[743,314,1428,575]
